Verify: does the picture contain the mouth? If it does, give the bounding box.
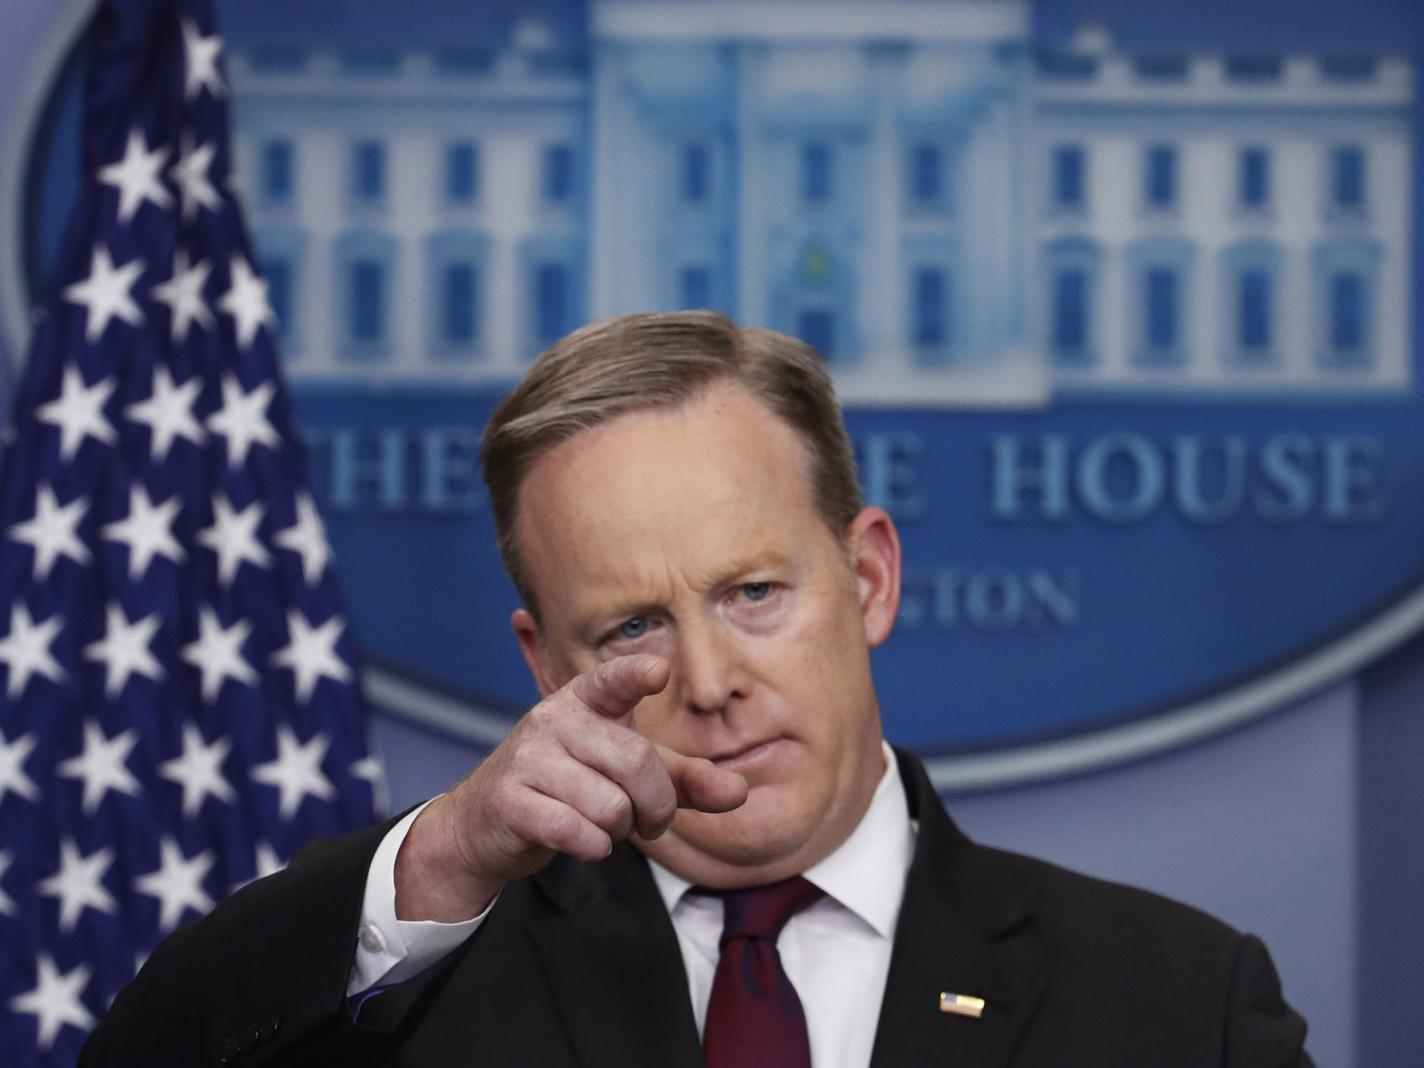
[708,736,786,771]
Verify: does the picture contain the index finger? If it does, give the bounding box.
[566,655,670,720]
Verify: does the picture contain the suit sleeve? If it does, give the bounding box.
[1222,933,1315,1068]
[80,813,410,1068]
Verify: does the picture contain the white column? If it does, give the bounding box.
[864,43,905,371]
[736,44,768,327]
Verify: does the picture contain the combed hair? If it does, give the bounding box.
[480,310,862,613]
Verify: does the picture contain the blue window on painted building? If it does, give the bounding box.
[682,144,710,203]
[801,143,831,204]
[249,45,307,73]
[262,257,292,340]
[1238,268,1272,353]
[1044,237,1100,364]
[1312,237,1379,367]
[352,141,385,201]
[426,230,488,358]
[910,144,942,205]
[1331,272,1365,351]
[1331,146,1365,211]
[912,267,947,348]
[336,230,395,358]
[1320,55,1377,82]
[680,266,712,310]
[262,141,293,202]
[797,308,835,358]
[341,47,400,75]
[1134,54,1189,81]
[1226,55,1282,82]
[1052,145,1085,210]
[535,262,568,347]
[446,143,478,202]
[1145,145,1177,210]
[1239,147,1270,209]
[350,259,385,341]
[1222,240,1281,363]
[442,262,478,344]
[543,144,573,203]
[1052,269,1089,359]
[1146,268,1178,351]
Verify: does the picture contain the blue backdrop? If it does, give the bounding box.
[3,2,1422,1063]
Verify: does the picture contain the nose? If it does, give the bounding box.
[673,615,746,715]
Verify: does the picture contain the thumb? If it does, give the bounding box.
[658,746,749,814]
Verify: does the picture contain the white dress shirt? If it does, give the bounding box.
[348,742,917,1068]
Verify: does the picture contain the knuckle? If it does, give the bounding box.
[593,660,619,694]
[597,792,632,833]
[541,807,581,850]
[615,733,655,772]
[525,701,559,731]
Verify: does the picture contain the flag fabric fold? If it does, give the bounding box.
[0,1,380,1062]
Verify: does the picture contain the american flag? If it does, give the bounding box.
[0,1,381,1063]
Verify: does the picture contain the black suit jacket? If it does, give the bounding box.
[83,750,1312,1066]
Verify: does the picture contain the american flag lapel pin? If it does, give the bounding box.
[939,992,986,1019]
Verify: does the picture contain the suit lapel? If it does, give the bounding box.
[528,846,704,1068]
[869,752,1048,1068]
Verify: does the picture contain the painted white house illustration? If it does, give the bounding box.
[227,1,1414,405]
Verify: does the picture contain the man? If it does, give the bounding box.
[85,312,1312,1066]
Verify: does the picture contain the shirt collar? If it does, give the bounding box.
[648,740,915,939]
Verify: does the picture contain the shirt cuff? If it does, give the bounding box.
[346,797,495,997]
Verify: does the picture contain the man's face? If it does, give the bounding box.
[509,381,900,887]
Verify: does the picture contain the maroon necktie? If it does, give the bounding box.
[701,876,825,1068]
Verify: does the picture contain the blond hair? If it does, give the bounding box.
[480,311,862,613]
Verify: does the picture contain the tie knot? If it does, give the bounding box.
[709,876,823,944]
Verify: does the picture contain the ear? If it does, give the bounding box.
[511,608,560,697]
[845,507,901,648]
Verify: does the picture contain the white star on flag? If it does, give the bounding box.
[150,250,214,341]
[57,721,143,814]
[97,128,172,224]
[254,842,285,879]
[83,602,165,697]
[218,256,275,351]
[35,364,116,460]
[274,493,332,585]
[351,752,384,787]
[0,603,65,700]
[196,494,272,586]
[169,133,221,219]
[181,607,257,703]
[181,18,226,100]
[61,244,145,342]
[37,839,118,932]
[125,363,207,460]
[134,837,215,931]
[8,484,91,580]
[159,724,235,817]
[0,850,16,916]
[206,375,278,468]
[100,483,186,580]
[0,729,40,804]
[8,954,95,1052]
[251,725,337,819]
[352,752,389,815]
[271,609,351,704]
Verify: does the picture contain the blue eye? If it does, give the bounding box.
[617,616,649,639]
[742,582,772,602]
